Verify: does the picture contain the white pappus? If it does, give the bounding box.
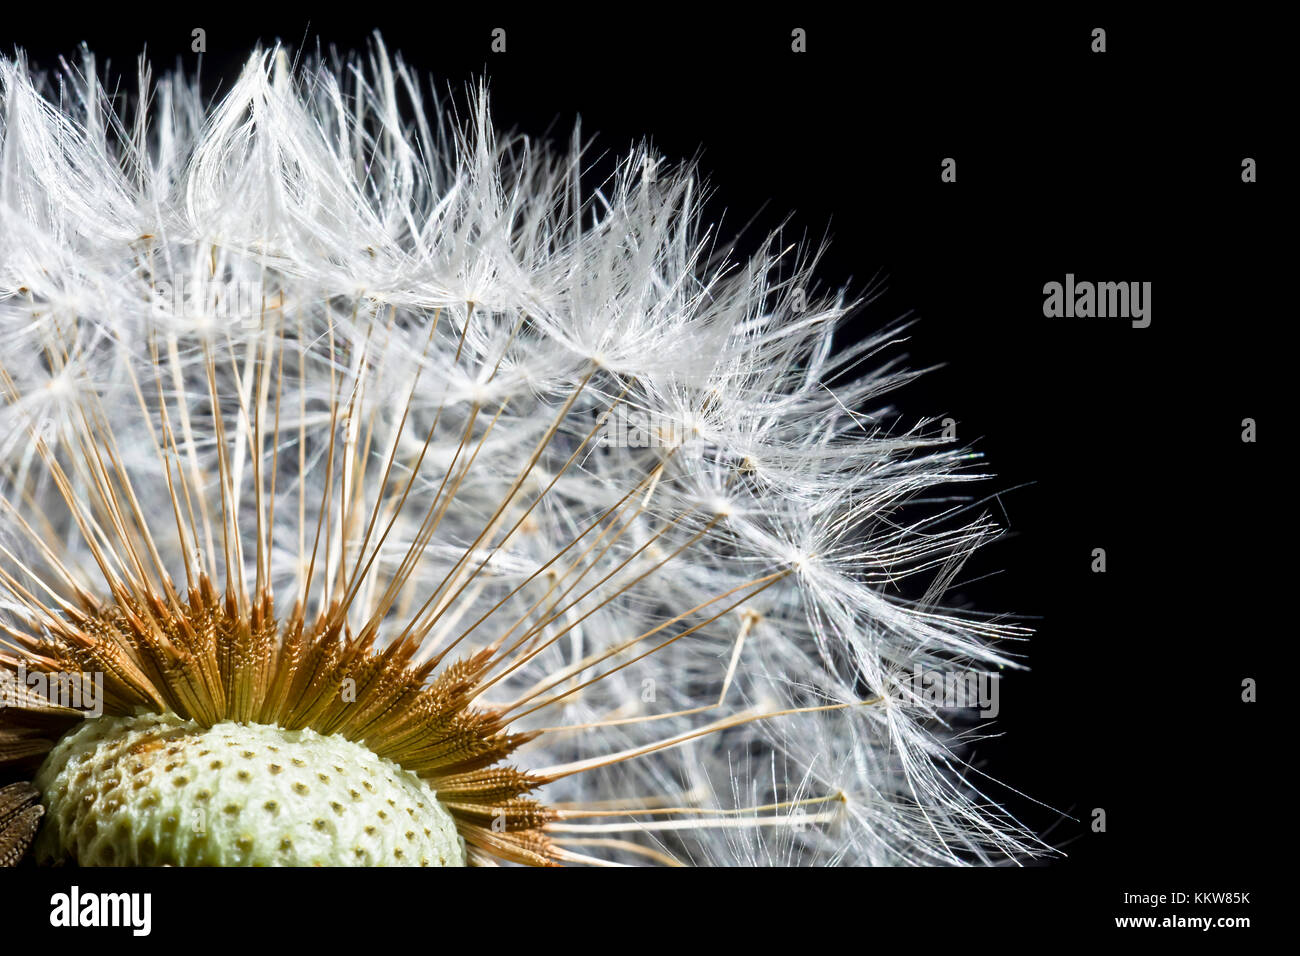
[0,36,1045,867]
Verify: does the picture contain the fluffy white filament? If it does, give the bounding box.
[0,37,1043,865]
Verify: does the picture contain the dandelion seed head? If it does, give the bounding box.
[0,36,1045,866]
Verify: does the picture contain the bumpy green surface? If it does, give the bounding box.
[33,712,466,866]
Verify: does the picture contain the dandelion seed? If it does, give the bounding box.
[0,37,1043,866]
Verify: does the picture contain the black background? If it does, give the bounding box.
[1,6,1274,938]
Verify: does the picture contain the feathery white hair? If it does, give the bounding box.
[0,37,1042,865]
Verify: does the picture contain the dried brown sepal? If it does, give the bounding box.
[0,782,43,866]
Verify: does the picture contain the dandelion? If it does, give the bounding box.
[0,37,1042,866]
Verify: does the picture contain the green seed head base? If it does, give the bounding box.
[33,713,466,866]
